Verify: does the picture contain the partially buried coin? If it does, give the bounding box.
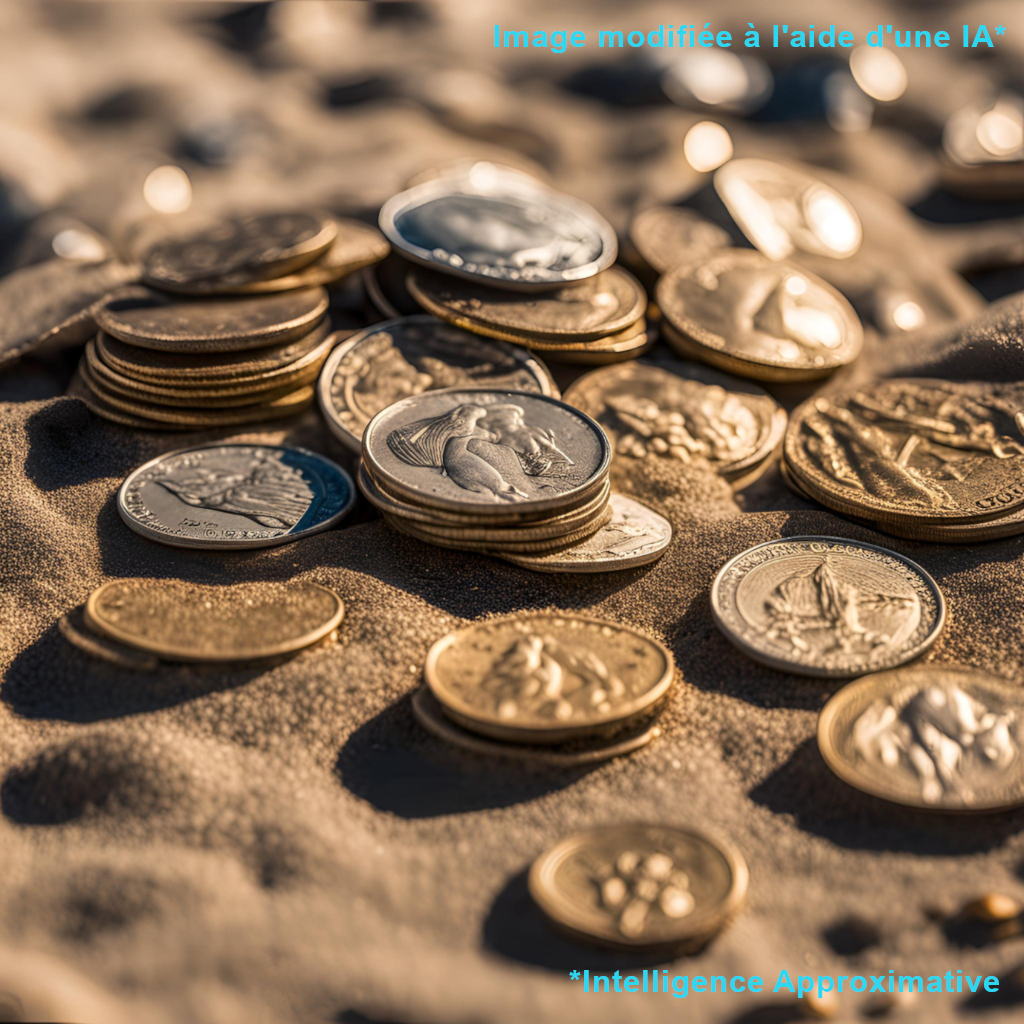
[84,579,344,662]
[818,666,1024,812]
[379,163,617,290]
[529,824,748,951]
[317,315,558,453]
[711,537,946,678]
[118,444,355,549]
[628,206,731,276]
[424,613,675,743]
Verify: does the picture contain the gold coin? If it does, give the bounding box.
[58,607,159,671]
[628,206,731,275]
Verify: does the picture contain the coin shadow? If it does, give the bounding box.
[748,738,1024,855]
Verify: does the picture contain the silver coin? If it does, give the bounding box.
[317,315,558,453]
[711,536,946,678]
[378,163,617,290]
[362,387,611,517]
[118,444,355,549]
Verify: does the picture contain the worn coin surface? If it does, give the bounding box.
[564,361,786,477]
[529,824,748,951]
[658,249,863,381]
[424,613,674,743]
[502,494,672,573]
[118,444,355,549]
[628,206,731,275]
[362,388,611,516]
[785,381,1024,525]
[711,537,946,678]
[318,316,557,453]
[818,666,1024,812]
[379,163,617,290]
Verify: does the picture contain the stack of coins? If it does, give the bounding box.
[413,614,676,764]
[781,379,1024,542]
[73,211,388,429]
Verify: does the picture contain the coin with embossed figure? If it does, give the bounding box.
[819,666,1024,812]
[529,824,748,951]
[318,316,557,453]
[628,206,731,275]
[424,613,674,743]
[711,537,946,678]
[658,249,863,381]
[118,444,355,549]
[84,579,344,662]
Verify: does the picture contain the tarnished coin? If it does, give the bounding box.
[424,613,674,743]
[628,206,731,275]
[819,666,1024,812]
[118,444,355,549]
[362,388,611,517]
[317,316,557,453]
[379,163,617,290]
[564,361,786,478]
[362,254,423,319]
[711,537,946,678]
[94,285,329,353]
[529,824,748,951]
[142,211,336,292]
[658,249,863,382]
[406,266,646,342]
[785,381,1024,525]
[84,579,344,662]
[502,494,672,573]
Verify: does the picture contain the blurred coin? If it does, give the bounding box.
[529,823,747,951]
[628,206,731,275]
[58,606,159,671]
[943,93,1024,198]
[84,579,344,662]
[118,443,355,549]
[424,613,674,743]
[658,249,863,382]
[711,537,945,678]
[362,253,423,319]
[818,666,1024,812]
[379,163,617,290]
[318,315,557,453]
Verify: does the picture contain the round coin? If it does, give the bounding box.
[379,163,617,290]
[711,537,946,678]
[658,249,863,381]
[118,444,355,549]
[529,824,748,951]
[362,388,611,517]
[818,666,1024,812]
[318,316,558,453]
[424,613,674,743]
[84,579,344,662]
[628,206,731,275]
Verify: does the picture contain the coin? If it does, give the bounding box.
[424,613,674,743]
[118,444,355,549]
[502,494,672,573]
[658,249,863,381]
[628,206,731,275]
[785,381,1024,525]
[142,211,337,293]
[528,823,748,951]
[379,163,617,290]
[711,537,946,678]
[58,607,159,671]
[84,579,344,662]
[406,266,646,342]
[94,285,328,353]
[362,388,611,517]
[563,361,786,478]
[362,254,423,319]
[818,666,1024,812]
[317,316,558,453]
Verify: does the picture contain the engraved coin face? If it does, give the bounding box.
[785,381,1024,525]
[424,613,674,743]
[362,388,611,516]
[529,824,747,951]
[711,537,946,678]
[657,249,863,380]
[564,361,786,477]
[317,316,557,453]
[84,579,344,662]
[628,206,731,275]
[379,164,617,290]
[118,444,355,549]
[818,666,1024,812]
